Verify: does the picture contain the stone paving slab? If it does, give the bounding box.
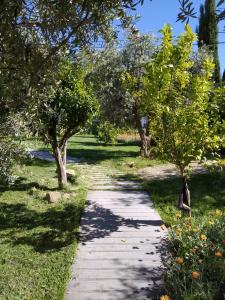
[65,165,167,300]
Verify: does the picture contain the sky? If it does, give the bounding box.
[133,0,225,74]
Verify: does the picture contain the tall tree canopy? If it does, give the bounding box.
[196,0,221,83]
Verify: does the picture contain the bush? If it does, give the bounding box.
[96,121,118,144]
[0,139,26,185]
[164,210,225,300]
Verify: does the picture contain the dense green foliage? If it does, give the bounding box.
[0,0,144,185]
[197,0,221,83]
[89,30,156,155]
[144,25,219,177]
[34,59,97,188]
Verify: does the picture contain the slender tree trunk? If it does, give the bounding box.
[137,120,151,157]
[52,143,67,189]
[62,140,67,167]
[177,176,191,217]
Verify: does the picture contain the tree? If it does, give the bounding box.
[177,0,225,24]
[89,31,156,156]
[144,25,220,216]
[222,69,225,82]
[0,0,145,184]
[196,0,221,83]
[34,59,97,188]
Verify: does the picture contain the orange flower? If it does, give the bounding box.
[215,251,223,258]
[176,257,184,265]
[160,296,171,300]
[186,224,191,230]
[200,234,207,241]
[191,271,200,279]
[176,228,182,236]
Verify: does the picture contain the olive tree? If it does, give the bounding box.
[89,31,156,155]
[144,25,220,216]
[35,59,97,188]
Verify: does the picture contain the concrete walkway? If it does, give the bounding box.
[65,165,167,300]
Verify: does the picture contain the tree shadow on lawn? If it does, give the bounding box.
[0,202,83,253]
[0,179,57,194]
[67,148,139,164]
[142,171,225,215]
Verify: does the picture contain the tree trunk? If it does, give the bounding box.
[62,140,67,167]
[137,121,151,157]
[177,176,191,217]
[52,144,67,189]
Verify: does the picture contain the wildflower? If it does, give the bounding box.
[192,228,199,233]
[160,296,171,300]
[176,228,182,236]
[186,223,191,230]
[191,271,200,279]
[176,213,181,219]
[176,257,184,265]
[215,251,223,258]
[200,234,207,241]
[160,296,170,300]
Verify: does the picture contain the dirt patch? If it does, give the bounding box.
[138,162,209,180]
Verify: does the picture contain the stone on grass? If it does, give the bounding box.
[66,169,75,178]
[66,169,77,183]
[45,191,61,203]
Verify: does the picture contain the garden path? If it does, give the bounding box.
[65,163,167,300]
[30,150,168,299]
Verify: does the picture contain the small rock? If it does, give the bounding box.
[45,191,61,203]
[66,169,77,183]
[66,169,75,178]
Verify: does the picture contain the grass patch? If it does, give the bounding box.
[66,135,163,172]
[142,172,225,226]
[0,159,87,300]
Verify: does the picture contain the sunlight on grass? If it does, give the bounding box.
[0,159,87,300]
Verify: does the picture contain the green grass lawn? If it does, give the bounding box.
[0,159,87,300]
[67,134,163,171]
[142,172,225,226]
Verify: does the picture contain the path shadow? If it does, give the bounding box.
[79,203,164,243]
[0,202,83,253]
[76,203,167,299]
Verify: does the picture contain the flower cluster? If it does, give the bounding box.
[163,209,225,299]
